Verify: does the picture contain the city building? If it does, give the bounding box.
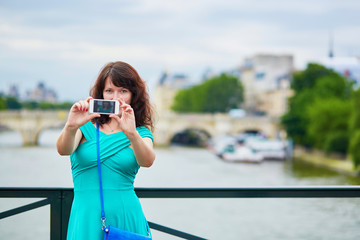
[154,55,294,118]
[7,85,21,99]
[25,82,58,103]
[239,54,294,117]
[153,71,193,114]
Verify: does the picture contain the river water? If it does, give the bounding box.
[1,129,360,240]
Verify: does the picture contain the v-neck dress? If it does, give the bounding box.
[66,121,153,240]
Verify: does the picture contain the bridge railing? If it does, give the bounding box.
[1,186,360,240]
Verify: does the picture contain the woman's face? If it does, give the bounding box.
[103,77,132,105]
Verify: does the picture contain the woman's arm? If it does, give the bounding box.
[56,97,100,156]
[56,126,83,156]
[127,133,155,167]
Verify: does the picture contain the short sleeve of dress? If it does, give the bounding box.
[79,121,96,141]
[136,126,154,143]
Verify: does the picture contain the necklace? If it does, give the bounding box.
[107,123,119,133]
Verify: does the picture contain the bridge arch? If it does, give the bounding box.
[153,113,281,146]
[170,128,212,146]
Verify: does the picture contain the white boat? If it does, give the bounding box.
[209,134,287,162]
[221,144,264,163]
[245,138,286,160]
[208,135,237,156]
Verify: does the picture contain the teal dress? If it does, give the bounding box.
[67,121,153,240]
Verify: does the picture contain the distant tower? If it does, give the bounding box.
[329,31,334,58]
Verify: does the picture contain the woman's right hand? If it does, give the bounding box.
[66,97,100,129]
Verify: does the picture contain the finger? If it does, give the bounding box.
[119,101,131,109]
[120,104,128,111]
[79,101,88,111]
[74,102,81,111]
[117,97,126,106]
[123,108,133,114]
[84,97,93,111]
[109,114,121,123]
[86,96,93,103]
[87,113,101,121]
[84,101,90,111]
[122,105,133,113]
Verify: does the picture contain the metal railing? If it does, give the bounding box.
[1,186,360,240]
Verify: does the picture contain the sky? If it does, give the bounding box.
[0,0,359,102]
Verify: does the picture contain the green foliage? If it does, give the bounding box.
[37,101,73,110]
[38,102,56,110]
[349,131,360,168]
[1,96,73,110]
[291,63,339,93]
[22,101,39,110]
[0,96,6,110]
[348,89,360,168]
[282,63,351,147]
[172,90,194,112]
[313,75,349,99]
[306,98,351,150]
[6,97,22,110]
[56,102,73,110]
[171,74,244,113]
[281,89,316,145]
[323,131,349,155]
[349,88,360,131]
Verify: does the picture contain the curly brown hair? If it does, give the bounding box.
[90,61,154,131]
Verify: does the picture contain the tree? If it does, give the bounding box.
[349,89,360,168]
[349,89,360,131]
[6,97,22,110]
[171,74,244,113]
[202,74,243,113]
[349,131,360,168]
[291,63,339,93]
[172,89,194,112]
[0,96,6,110]
[281,89,316,145]
[306,98,351,152]
[22,101,39,110]
[281,63,351,146]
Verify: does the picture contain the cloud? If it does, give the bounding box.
[0,0,359,101]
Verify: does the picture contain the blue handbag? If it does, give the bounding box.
[96,121,152,240]
[103,225,151,240]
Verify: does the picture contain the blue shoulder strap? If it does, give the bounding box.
[96,121,106,229]
[96,121,152,237]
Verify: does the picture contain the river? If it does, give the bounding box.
[1,129,360,240]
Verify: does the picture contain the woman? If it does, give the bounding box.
[56,61,155,239]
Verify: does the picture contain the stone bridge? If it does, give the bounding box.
[0,110,281,146]
[154,112,281,146]
[0,110,68,146]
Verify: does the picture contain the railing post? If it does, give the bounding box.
[49,190,63,240]
[61,190,73,240]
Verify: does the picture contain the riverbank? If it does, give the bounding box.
[293,146,360,177]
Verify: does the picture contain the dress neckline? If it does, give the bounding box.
[90,121,123,136]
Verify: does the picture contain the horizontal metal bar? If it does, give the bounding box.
[0,188,73,198]
[135,186,360,198]
[148,221,207,240]
[1,186,360,199]
[0,198,50,219]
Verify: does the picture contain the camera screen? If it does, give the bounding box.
[93,100,115,114]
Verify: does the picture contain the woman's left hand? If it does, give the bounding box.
[110,98,155,168]
[109,98,136,138]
